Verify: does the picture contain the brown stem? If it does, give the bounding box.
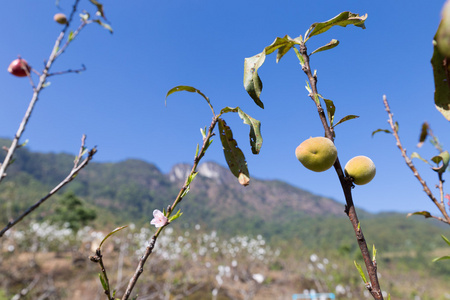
[98,249,114,300]
[90,248,114,300]
[383,96,450,224]
[300,44,383,300]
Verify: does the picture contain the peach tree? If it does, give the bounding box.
[373,0,450,263]
[242,12,385,300]
[0,0,111,237]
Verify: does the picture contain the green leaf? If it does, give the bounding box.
[313,94,320,106]
[68,31,74,42]
[181,172,198,198]
[407,211,432,218]
[19,139,29,148]
[431,31,450,121]
[180,186,190,198]
[165,85,211,107]
[431,150,450,173]
[99,225,128,249]
[195,144,199,158]
[410,152,429,164]
[310,39,340,55]
[243,54,265,109]
[243,35,302,109]
[306,12,367,39]
[332,115,359,128]
[354,261,367,283]
[323,99,335,127]
[417,122,429,148]
[266,35,301,62]
[430,135,443,152]
[168,209,183,222]
[371,129,391,137]
[441,234,450,247]
[305,81,312,94]
[218,118,250,186]
[293,46,305,67]
[436,1,450,57]
[432,255,450,262]
[220,107,263,154]
[99,273,108,291]
[372,244,377,262]
[200,127,207,139]
[204,139,213,153]
[187,172,198,186]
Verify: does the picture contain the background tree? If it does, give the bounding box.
[49,191,97,233]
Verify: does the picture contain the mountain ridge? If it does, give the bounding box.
[0,138,446,253]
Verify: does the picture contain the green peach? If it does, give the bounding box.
[295,137,337,172]
[344,156,376,185]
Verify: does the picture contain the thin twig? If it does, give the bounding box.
[300,44,384,300]
[0,137,97,237]
[48,64,87,77]
[120,116,219,300]
[383,96,450,224]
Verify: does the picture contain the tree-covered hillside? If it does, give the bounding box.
[0,138,447,256]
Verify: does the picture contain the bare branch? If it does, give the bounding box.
[383,96,450,225]
[0,139,97,237]
[48,64,87,77]
[0,0,83,184]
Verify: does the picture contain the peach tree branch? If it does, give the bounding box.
[120,116,219,300]
[383,96,450,225]
[0,0,84,184]
[299,42,383,300]
[242,12,383,300]
[0,135,96,237]
[0,0,109,184]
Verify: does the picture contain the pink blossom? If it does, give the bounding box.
[150,209,168,228]
[445,194,450,206]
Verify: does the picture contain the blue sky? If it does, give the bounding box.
[0,0,449,215]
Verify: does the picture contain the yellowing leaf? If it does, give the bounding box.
[306,12,367,39]
[407,211,432,218]
[310,39,340,55]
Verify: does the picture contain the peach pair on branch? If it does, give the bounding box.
[295,136,376,185]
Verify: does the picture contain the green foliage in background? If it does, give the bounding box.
[48,191,97,232]
[0,138,447,261]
